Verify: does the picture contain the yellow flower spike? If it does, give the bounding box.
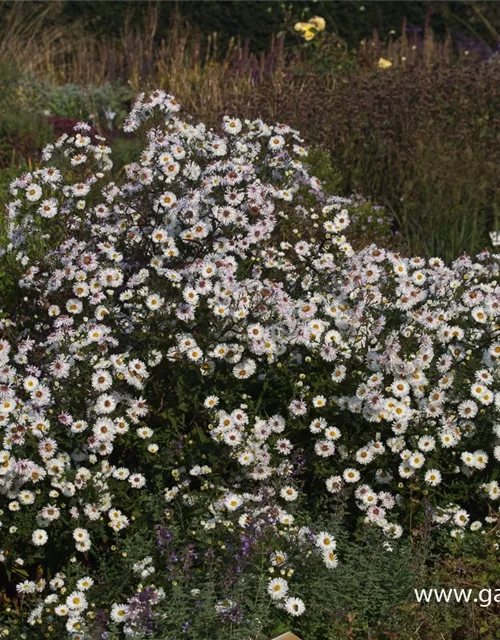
[378,57,393,69]
[303,28,316,41]
[309,16,326,31]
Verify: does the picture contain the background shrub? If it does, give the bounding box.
[23,1,500,54]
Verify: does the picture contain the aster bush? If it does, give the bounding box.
[2,90,500,639]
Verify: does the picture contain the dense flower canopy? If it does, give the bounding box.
[2,90,500,638]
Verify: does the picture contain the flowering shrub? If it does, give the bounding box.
[2,90,500,638]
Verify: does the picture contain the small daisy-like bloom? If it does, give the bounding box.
[326,475,343,493]
[19,490,35,505]
[279,512,294,525]
[72,182,90,197]
[367,505,386,522]
[129,473,146,489]
[26,183,42,201]
[66,616,84,632]
[384,523,403,539]
[471,306,487,323]
[398,463,414,479]
[489,342,500,358]
[238,513,249,528]
[424,469,442,486]
[32,529,48,546]
[248,323,264,339]
[309,417,327,434]
[471,383,486,400]
[187,347,203,362]
[151,227,169,243]
[312,395,327,408]
[110,603,128,623]
[270,550,287,566]
[280,486,298,502]
[267,577,289,600]
[225,493,243,511]
[76,577,94,591]
[323,549,339,569]
[232,359,257,379]
[488,482,500,500]
[331,365,346,382]
[95,394,117,415]
[40,505,60,521]
[66,591,87,611]
[137,426,153,439]
[17,580,37,594]
[461,451,475,467]
[440,430,458,448]
[324,426,341,441]
[159,191,177,208]
[315,531,336,550]
[223,429,242,446]
[269,135,285,151]
[223,117,243,135]
[418,436,436,452]
[275,438,293,455]
[391,380,410,397]
[360,489,377,506]
[55,604,70,616]
[458,400,478,419]
[71,420,89,434]
[204,395,219,409]
[91,370,113,392]
[73,282,89,298]
[74,133,90,147]
[238,450,254,465]
[66,298,83,314]
[343,468,360,483]
[479,389,494,405]
[409,452,425,469]
[73,528,90,543]
[39,198,58,218]
[393,260,407,275]
[146,294,164,310]
[473,450,488,470]
[454,509,470,527]
[284,596,306,617]
[356,447,374,465]
[315,440,335,457]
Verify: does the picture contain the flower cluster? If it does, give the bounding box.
[294,16,326,41]
[2,89,500,637]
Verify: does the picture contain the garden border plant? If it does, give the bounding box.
[1,90,500,639]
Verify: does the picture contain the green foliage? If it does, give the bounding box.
[0,111,51,169]
[45,83,133,129]
[110,136,145,172]
[0,64,52,169]
[0,165,32,308]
